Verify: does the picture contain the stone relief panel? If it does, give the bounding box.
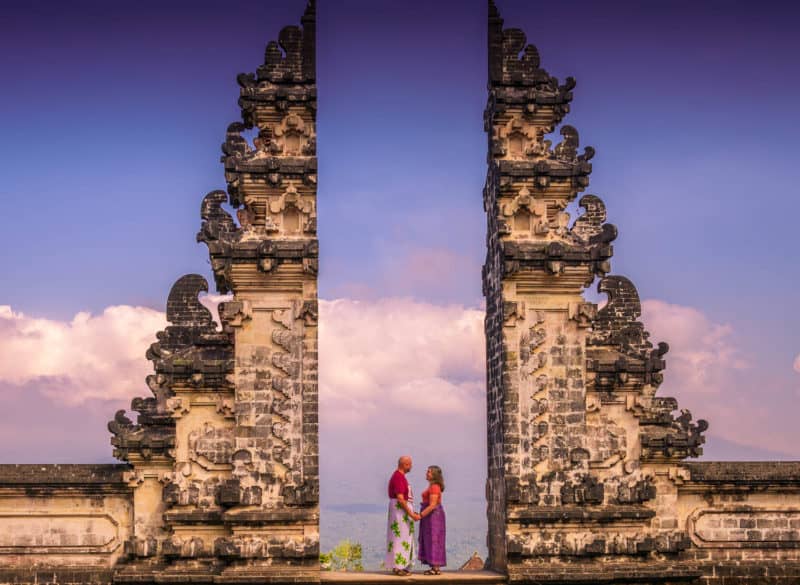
[188,423,235,471]
[268,111,316,157]
[0,514,120,554]
[689,508,800,548]
[507,526,690,559]
[267,183,316,236]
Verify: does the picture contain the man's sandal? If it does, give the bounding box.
[424,568,441,575]
[393,568,411,576]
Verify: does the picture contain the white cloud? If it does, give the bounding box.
[0,298,487,422]
[319,298,485,424]
[200,293,233,326]
[639,299,800,455]
[641,299,747,396]
[3,295,795,459]
[0,304,165,405]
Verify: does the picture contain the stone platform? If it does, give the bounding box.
[321,571,506,584]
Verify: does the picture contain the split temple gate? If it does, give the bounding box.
[1,2,799,584]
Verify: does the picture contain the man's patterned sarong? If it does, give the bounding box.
[385,497,415,571]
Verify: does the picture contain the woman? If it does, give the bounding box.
[418,465,446,575]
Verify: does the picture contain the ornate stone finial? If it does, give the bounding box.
[571,194,618,245]
[108,409,135,438]
[165,274,214,329]
[486,1,577,172]
[641,409,709,460]
[590,275,666,360]
[255,0,315,83]
[488,3,573,92]
[111,273,233,464]
[221,122,251,159]
[198,190,238,245]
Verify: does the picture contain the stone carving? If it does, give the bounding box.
[616,476,656,505]
[188,423,235,469]
[503,300,526,327]
[488,5,575,101]
[198,190,238,245]
[585,274,707,461]
[270,113,316,156]
[219,299,252,330]
[108,274,232,463]
[641,409,709,460]
[589,275,654,358]
[297,299,319,324]
[568,301,597,328]
[162,536,206,559]
[560,475,605,505]
[125,536,158,558]
[570,194,618,245]
[267,184,316,235]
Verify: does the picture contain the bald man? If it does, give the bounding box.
[385,455,420,575]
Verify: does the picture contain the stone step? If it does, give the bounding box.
[321,570,506,584]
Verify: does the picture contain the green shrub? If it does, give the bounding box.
[319,539,363,572]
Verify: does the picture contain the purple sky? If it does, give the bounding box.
[1,0,800,515]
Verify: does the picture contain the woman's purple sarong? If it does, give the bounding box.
[418,504,446,567]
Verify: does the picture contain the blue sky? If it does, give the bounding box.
[1,0,799,506]
[3,1,799,316]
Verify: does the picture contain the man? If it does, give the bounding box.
[385,455,420,576]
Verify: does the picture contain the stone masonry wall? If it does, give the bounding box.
[0,465,132,584]
[676,462,800,584]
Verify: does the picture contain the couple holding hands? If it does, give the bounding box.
[386,455,446,576]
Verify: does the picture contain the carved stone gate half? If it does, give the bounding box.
[0,2,799,585]
[481,1,800,583]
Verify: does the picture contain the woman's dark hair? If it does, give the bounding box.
[428,465,445,492]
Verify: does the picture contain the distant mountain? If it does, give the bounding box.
[701,434,797,461]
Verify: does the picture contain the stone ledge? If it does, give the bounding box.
[114,569,503,585]
[509,505,655,525]
[0,464,132,495]
[321,570,506,584]
[507,563,700,584]
[163,509,225,524]
[0,567,116,585]
[114,568,320,585]
[222,508,318,526]
[683,462,800,486]
[0,464,131,485]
